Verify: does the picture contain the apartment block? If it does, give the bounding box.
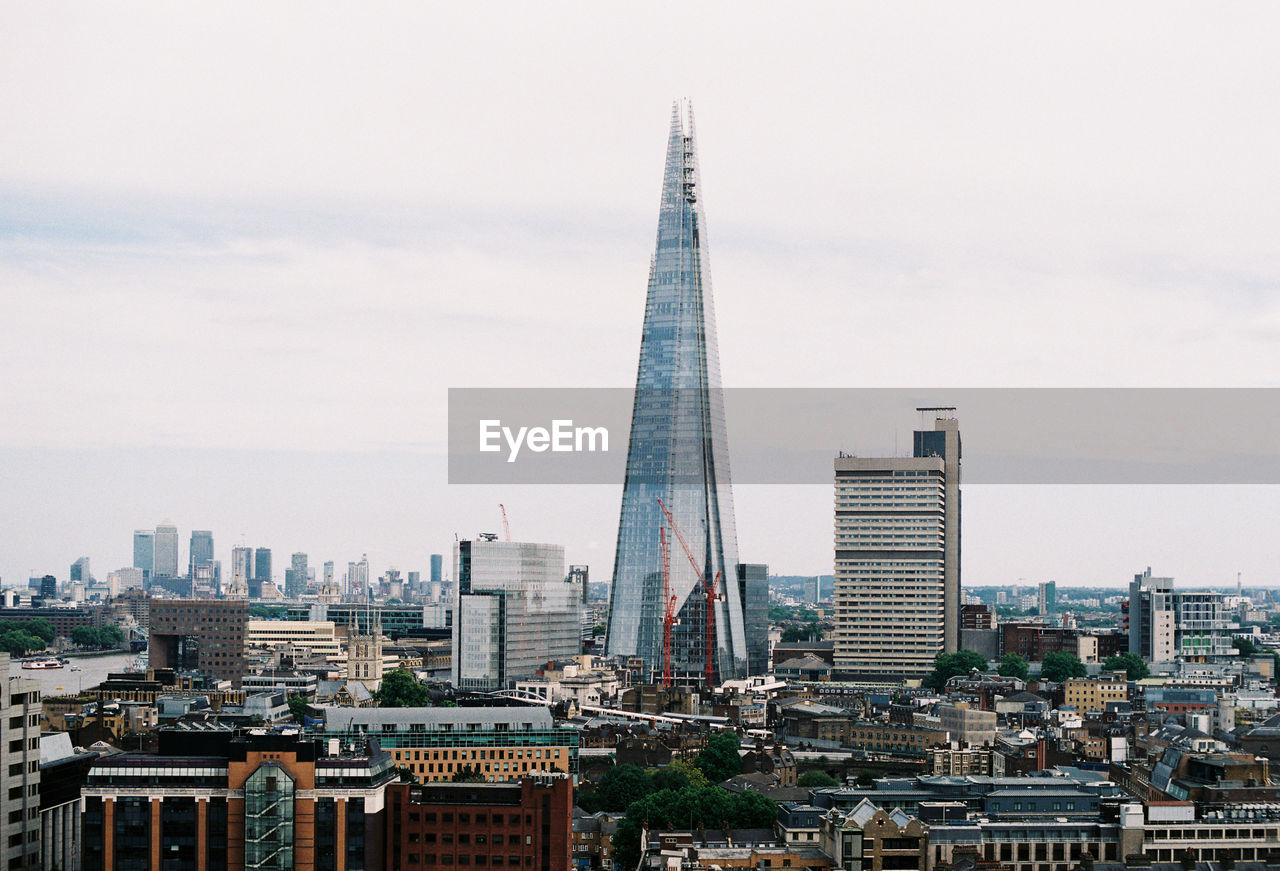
[832,413,960,680]
[1063,675,1129,714]
[0,655,41,871]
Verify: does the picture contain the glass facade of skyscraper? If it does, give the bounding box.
[605,104,748,683]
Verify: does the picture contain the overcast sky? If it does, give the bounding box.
[3,3,1279,591]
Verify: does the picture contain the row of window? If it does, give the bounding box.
[407,833,533,846]
[404,855,535,867]
[407,812,532,826]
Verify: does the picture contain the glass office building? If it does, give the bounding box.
[452,539,582,691]
[605,103,748,683]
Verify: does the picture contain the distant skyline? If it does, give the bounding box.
[3,4,1279,592]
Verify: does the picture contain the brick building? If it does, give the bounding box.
[82,730,396,871]
[385,776,573,871]
[0,606,103,639]
[149,598,249,687]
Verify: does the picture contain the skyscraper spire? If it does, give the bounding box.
[605,103,747,684]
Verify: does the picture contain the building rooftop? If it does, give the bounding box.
[316,705,555,732]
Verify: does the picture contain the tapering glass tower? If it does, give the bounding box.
[605,102,747,683]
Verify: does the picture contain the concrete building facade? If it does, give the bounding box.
[832,413,960,680]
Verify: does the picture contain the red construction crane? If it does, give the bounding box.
[659,524,679,688]
[499,504,511,542]
[656,498,722,687]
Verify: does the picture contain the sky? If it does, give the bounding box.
[2,2,1279,591]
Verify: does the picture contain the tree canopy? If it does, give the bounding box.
[797,770,839,788]
[997,652,1029,680]
[923,650,987,690]
[1234,637,1260,657]
[592,765,654,811]
[1102,652,1150,681]
[375,670,432,707]
[1040,651,1087,682]
[452,765,486,783]
[72,624,124,650]
[0,618,55,655]
[0,629,45,656]
[781,623,823,643]
[612,786,776,871]
[651,760,708,793]
[696,733,742,784]
[287,695,312,724]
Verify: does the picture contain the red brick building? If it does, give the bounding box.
[386,776,573,871]
[149,598,249,687]
[961,603,994,630]
[1000,622,1078,661]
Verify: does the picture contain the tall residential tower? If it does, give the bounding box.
[605,103,750,684]
[833,411,961,680]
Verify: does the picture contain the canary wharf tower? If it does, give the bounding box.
[605,103,749,684]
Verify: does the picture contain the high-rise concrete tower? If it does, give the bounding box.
[133,530,155,586]
[605,103,747,684]
[153,522,180,580]
[832,411,961,679]
[189,530,214,578]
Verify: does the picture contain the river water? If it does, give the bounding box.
[7,651,137,697]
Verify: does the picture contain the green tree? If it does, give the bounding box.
[375,669,432,707]
[651,759,708,793]
[796,770,838,788]
[1234,637,1260,657]
[287,695,312,723]
[71,624,125,649]
[997,652,1029,680]
[1102,652,1150,681]
[923,650,987,690]
[452,765,486,782]
[0,630,45,655]
[613,786,776,871]
[1040,651,1087,682]
[696,733,742,783]
[781,622,823,643]
[24,618,55,643]
[594,765,654,811]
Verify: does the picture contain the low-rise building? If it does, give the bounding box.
[385,776,573,871]
[82,729,398,871]
[928,747,999,777]
[819,799,928,871]
[310,706,579,784]
[1063,675,1128,714]
[38,732,97,871]
[937,702,996,748]
[246,619,344,659]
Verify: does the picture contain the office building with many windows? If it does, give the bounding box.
[132,530,154,587]
[149,599,249,687]
[1,654,42,871]
[385,776,573,871]
[310,707,578,785]
[453,539,581,691]
[604,103,751,685]
[832,412,960,680]
[82,730,396,871]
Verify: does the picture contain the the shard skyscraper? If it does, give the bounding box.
[605,103,748,684]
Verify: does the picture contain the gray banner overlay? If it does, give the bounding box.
[448,388,1280,485]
